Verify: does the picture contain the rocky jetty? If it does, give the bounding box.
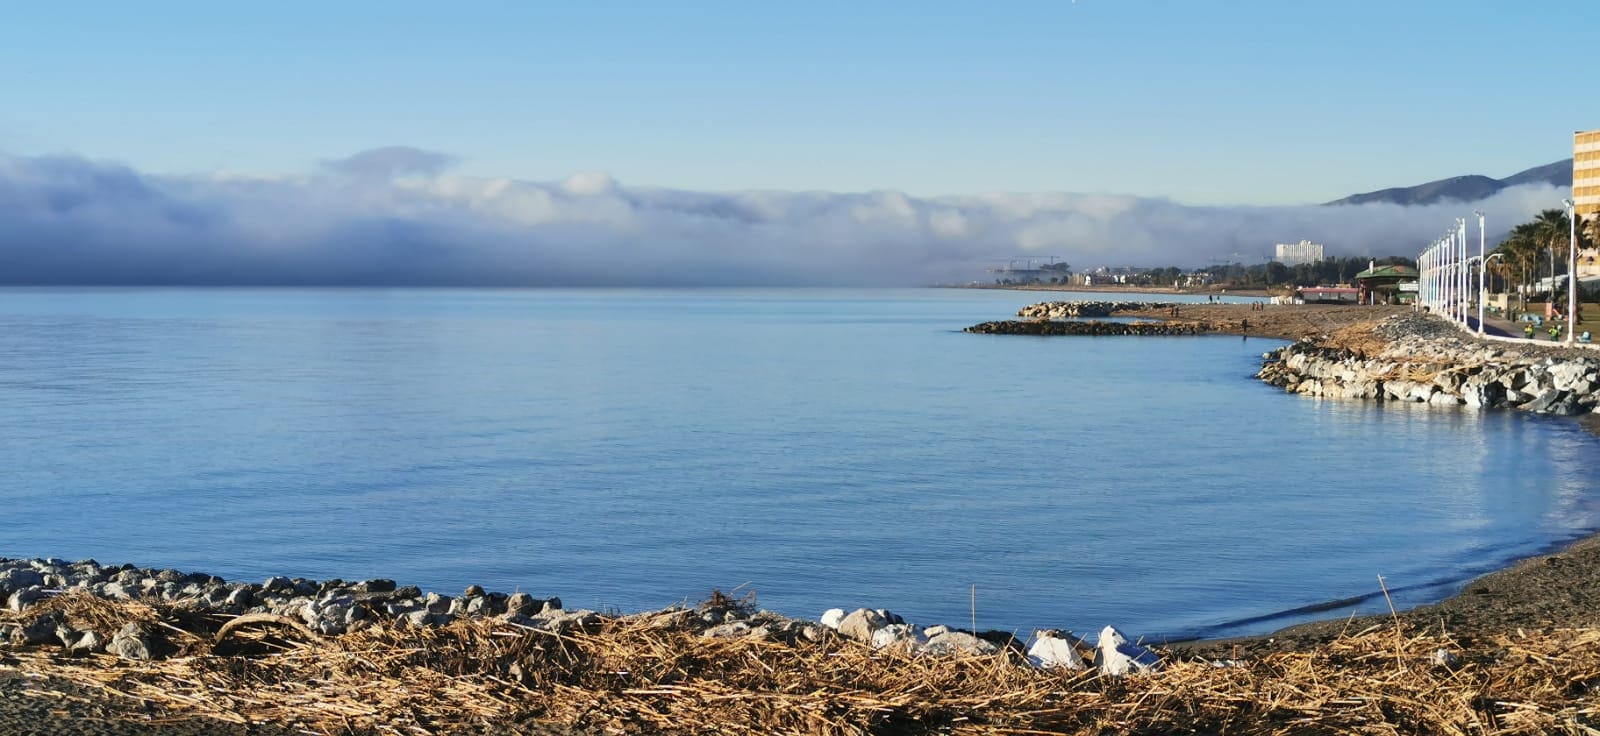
[966,320,1215,336]
[1015,300,1173,319]
[1257,313,1600,415]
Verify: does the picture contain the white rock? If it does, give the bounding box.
[870,623,926,650]
[837,608,887,643]
[819,608,846,630]
[1026,632,1085,670]
[1096,626,1162,676]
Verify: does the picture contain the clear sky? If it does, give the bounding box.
[2,1,1596,206]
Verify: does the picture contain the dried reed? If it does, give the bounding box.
[5,592,1600,735]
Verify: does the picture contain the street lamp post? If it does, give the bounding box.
[1565,198,1578,345]
[1475,211,1486,328]
[1458,218,1468,325]
[1478,252,1504,337]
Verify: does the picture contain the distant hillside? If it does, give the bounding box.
[1325,159,1571,206]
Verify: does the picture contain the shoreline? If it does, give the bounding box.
[965,300,1600,646]
[942,282,1273,298]
[8,301,1600,732]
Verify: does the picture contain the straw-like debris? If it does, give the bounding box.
[5,592,1600,735]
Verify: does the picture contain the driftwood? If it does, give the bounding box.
[211,613,321,649]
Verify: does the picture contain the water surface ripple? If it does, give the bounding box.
[2,287,1597,639]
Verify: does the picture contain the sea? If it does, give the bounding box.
[3,287,1598,641]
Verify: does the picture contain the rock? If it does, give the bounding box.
[224,586,255,610]
[100,582,134,600]
[465,594,506,616]
[301,598,354,635]
[1027,630,1086,670]
[354,579,396,593]
[925,630,999,655]
[0,568,45,595]
[1430,648,1461,668]
[506,592,540,616]
[424,592,453,614]
[1523,389,1569,414]
[9,612,65,646]
[511,609,601,634]
[399,610,434,628]
[1095,626,1162,676]
[262,576,295,594]
[110,623,155,661]
[463,584,486,597]
[68,630,103,655]
[8,587,47,612]
[702,621,752,638]
[837,608,887,644]
[871,623,926,650]
[819,608,846,630]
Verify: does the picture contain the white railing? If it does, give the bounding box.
[1419,205,1592,348]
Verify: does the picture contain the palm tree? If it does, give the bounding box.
[1533,208,1572,298]
[1496,224,1542,309]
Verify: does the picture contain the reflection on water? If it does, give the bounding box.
[1,287,1597,639]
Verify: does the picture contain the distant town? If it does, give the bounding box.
[980,241,1419,302]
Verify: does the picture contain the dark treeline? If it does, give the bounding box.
[1214,256,1416,288]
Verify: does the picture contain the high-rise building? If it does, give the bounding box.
[1577,129,1600,220]
[1274,240,1324,267]
[1577,130,1600,281]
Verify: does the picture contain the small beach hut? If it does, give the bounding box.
[1354,264,1420,305]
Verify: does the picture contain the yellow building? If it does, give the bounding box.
[1578,130,1600,280]
[1578,129,1600,219]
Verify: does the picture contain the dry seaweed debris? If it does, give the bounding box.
[5,594,1600,735]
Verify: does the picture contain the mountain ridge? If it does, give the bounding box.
[1325,159,1571,206]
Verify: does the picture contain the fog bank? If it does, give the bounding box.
[0,148,1566,286]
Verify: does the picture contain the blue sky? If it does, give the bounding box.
[3,1,1595,206]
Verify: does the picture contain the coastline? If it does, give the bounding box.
[943,282,1273,298]
[967,299,1600,645]
[8,301,1600,733]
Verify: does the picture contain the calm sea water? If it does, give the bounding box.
[3,287,1598,640]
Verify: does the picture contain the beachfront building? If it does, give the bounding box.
[1298,286,1359,304]
[1578,130,1600,219]
[1354,263,1420,305]
[1575,130,1600,279]
[1274,240,1324,267]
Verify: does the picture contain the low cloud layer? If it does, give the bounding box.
[0,148,1569,286]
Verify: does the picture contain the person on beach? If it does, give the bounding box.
[1525,323,1535,339]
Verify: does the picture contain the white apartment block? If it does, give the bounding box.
[1274,240,1324,267]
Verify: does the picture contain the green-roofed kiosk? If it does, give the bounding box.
[1355,263,1421,305]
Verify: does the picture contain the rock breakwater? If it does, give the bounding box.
[1016,301,1173,319]
[1258,313,1600,416]
[965,320,1216,336]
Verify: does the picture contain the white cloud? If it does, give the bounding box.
[0,148,1570,286]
